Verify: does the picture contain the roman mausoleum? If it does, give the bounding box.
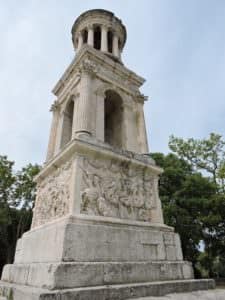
[0,9,214,299]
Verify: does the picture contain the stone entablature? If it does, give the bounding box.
[52,45,145,99]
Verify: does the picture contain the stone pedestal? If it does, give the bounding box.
[0,139,214,299]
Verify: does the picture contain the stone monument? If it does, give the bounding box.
[0,9,214,299]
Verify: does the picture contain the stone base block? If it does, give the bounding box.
[0,279,215,300]
[2,261,193,290]
[14,215,183,264]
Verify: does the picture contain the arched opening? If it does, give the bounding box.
[107,31,113,53]
[82,29,88,44]
[60,100,74,149]
[104,90,123,148]
[94,26,101,50]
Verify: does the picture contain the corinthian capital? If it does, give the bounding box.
[50,101,59,112]
[135,91,148,103]
[79,59,97,75]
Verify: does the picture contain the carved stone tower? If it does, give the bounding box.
[0,9,214,300]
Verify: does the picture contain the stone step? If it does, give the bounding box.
[0,279,215,300]
[2,261,193,290]
[128,289,225,300]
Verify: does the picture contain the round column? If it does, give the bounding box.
[77,32,83,51]
[112,34,120,58]
[87,25,94,47]
[101,25,108,52]
[73,61,96,137]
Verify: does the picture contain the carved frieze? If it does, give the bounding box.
[32,160,72,228]
[80,157,158,222]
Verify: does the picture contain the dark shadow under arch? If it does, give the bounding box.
[94,26,101,50]
[60,100,74,149]
[104,90,123,148]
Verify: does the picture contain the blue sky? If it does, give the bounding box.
[1,0,225,169]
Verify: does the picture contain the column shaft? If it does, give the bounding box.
[46,107,59,161]
[112,34,120,57]
[95,94,105,141]
[73,72,92,137]
[123,103,139,152]
[101,26,108,52]
[77,33,83,51]
[54,111,64,155]
[137,103,149,153]
[87,26,94,46]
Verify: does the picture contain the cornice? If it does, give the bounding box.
[37,138,161,183]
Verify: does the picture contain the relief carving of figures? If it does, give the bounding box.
[32,160,72,228]
[80,157,158,222]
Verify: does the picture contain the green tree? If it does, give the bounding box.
[13,163,40,209]
[169,133,225,190]
[0,156,40,275]
[167,133,225,277]
[151,152,216,277]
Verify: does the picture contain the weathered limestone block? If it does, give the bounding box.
[0,279,215,300]
[2,261,194,290]
[80,156,159,222]
[13,215,183,264]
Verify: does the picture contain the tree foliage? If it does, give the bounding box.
[151,153,216,276]
[152,133,225,278]
[169,133,225,190]
[0,156,40,275]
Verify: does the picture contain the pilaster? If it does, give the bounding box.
[136,95,149,153]
[122,100,139,152]
[46,102,60,161]
[95,90,105,142]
